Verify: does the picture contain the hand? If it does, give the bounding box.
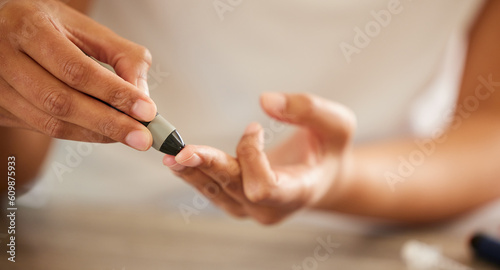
[0,0,156,150]
[164,93,356,224]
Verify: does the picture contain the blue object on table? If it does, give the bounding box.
[470,233,500,267]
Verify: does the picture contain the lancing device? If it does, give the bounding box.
[90,56,185,155]
[138,113,185,155]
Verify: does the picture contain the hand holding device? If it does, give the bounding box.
[0,0,156,150]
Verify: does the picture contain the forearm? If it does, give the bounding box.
[0,128,52,195]
[314,0,500,223]
[320,119,500,223]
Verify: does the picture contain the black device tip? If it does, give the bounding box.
[159,130,185,156]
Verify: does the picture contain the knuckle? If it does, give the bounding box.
[106,88,133,110]
[200,155,215,170]
[0,1,34,23]
[245,187,272,204]
[41,89,72,117]
[81,129,113,143]
[61,59,90,88]
[238,145,260,163]
[224,182,241,193]
[291,93,316,121]
[42,116,65,138]
[136,45,152,67]
[0,1,54,48]
[201,182,221,199]
[124,44,152,70]
[1,2,38,40]
[228,162,241,176]
[236,141,258,160]
[217,169,239,189]
[97,117,123,140]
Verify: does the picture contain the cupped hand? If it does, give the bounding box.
[0,0,156,150]
[164,92,356,224]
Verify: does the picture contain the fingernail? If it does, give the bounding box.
[137,78,150,96]
[244,123,264,148]
[175,152,202,167]
[125,129,151,151]
[132,99,156,121]
[244,122,261,134]
[261,92,286,115]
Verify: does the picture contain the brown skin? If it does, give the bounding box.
[0,127,52,194]
[0,0,155,146]
[328,0,500,223]
[0,0,153,194]
[65,0,93,13]
[165,0,500,225]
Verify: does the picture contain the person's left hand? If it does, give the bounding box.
[163,92,356,224]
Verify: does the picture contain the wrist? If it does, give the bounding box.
[309,146,356,211]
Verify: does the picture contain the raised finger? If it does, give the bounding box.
[237,122,294,205]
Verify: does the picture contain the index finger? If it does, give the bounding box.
[174,145,247,203]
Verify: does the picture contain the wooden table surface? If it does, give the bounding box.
[0,204,497,270]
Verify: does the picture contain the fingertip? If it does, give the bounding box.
[125,129,152,151]
[163,154,177,166]
[175,145,202,167]
[163,154,187,171]
[244,122,262,135]
[260,92,287,118]
[131,98,157,122]
[236,135,262,167]
[242,122,264,151]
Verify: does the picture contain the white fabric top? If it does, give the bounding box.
[88,0,482,146]
[20,0,500,233]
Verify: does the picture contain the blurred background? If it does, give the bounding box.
[1,0,500,269]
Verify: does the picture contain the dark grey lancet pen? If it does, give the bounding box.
[90,55,185,155]
[139,113,185,155]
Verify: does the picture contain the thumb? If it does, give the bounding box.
[260,92,356,142]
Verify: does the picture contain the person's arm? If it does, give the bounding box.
[0,127,52,194]
[320,0,500,223]
[164,0,500,225]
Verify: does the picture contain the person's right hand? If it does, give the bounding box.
[0,0,157,150]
